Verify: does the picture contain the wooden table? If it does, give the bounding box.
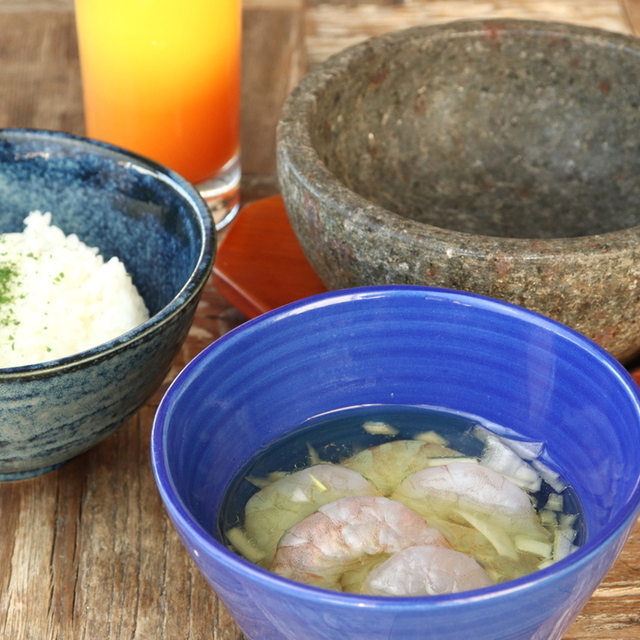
[1,1,640,638]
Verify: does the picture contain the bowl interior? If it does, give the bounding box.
[307,22,640,239]
[156,287,640,555]
[0,130,209,317]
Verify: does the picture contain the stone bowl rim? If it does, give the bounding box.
[277,18,640,258]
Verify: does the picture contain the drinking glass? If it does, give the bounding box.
[74,0,241,230]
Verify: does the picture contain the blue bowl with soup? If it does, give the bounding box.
[151,285,640,640]
[0,128,214,480]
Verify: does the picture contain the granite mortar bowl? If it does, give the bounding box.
[0,128,214,481]
[151,286,640,640]
[277,19,640,362]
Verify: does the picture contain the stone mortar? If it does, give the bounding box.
[277,19,640,362]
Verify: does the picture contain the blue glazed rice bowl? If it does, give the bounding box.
[0,128,214,480]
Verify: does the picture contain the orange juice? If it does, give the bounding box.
[74,0,241,185]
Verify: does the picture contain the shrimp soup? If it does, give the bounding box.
[153,286,640,640]
[219,404,584,596]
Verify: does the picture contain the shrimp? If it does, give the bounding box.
[391,461,546,535]
[269,495,450,592]
[391,461,552,582]
[362,545,493,597]
[242,464,380,565]
[342,439,466,496]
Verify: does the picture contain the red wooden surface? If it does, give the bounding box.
[213,194,327,318]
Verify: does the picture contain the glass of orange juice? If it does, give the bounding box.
[73,0,241,230]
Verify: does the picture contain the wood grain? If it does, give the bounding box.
[0,11,82,132]
[0,1,639,639]
[623,0,640,34]
[241,0,306,179]
[306,0,632,66]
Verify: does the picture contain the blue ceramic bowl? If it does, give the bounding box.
[0,128,214,481]
[151,286,640,640]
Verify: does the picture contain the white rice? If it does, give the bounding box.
[0,211,150,368]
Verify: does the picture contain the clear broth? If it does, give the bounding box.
[218,404,586,546]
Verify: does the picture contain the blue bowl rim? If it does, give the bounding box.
[0,127,215,379]
[151,284,640,608]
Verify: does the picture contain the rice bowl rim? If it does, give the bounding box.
[0,128,215,379]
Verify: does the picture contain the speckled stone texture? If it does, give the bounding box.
[277,19,640,362]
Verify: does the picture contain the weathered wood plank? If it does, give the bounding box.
[566,516,640,638]
[0,1,73,11]
[241,3,306,179]
[306,0,632,66]
[622,0,640,35]
[0,11,82,132]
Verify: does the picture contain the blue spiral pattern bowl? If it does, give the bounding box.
[152,285,640,640]
[0,128,214,480]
